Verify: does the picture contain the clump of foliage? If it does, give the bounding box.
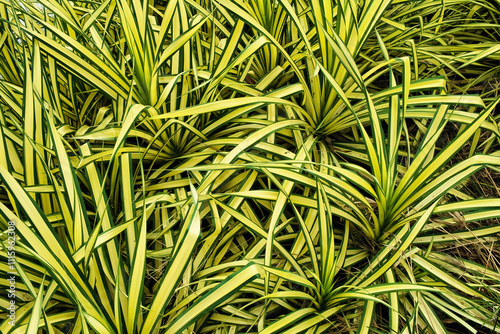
[1,0,500,333]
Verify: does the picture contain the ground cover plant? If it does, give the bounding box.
[1,0,500,332]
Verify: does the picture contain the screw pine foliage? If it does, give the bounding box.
[0,0,500,333]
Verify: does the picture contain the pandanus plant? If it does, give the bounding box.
[1,0,500,332]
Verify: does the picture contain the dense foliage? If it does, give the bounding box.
[0,0,500,332]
